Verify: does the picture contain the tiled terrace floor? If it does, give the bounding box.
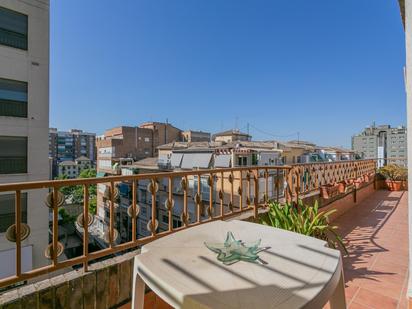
[121,189,409,309]
[335,190,409,309]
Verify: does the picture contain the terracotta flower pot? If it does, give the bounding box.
[385,180,402,191]
[402,180,408,190]
[320,184,339,199]
[337,182,346,194]
[345,179,354,185]
[354,178,363,189]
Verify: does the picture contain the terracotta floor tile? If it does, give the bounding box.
[345,284,360,301]
[349,302,372,309]
[335,190,408,308]
[353,288,398,309]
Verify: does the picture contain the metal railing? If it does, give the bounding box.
[0,159,377,289]
[288,159,377,200]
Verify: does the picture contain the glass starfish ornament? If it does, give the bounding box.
[204,231,267,265]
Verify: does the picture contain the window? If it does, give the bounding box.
[144,137,150,142]
[0,193,27,232]
[0,78,28,118]
[140,205,147,218]
[237,156,248,166]
[173,219,182,229]
[0,136,27,174]
[0,6,28,50]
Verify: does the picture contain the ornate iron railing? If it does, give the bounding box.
[0,159,377,288]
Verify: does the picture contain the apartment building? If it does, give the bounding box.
[96,122,182,174]
[352,124,407,166]
[49,128,96,177]
[212,129,252,143]
[0,0,49,279]
[96,140,283,242]
[139,122,182,156]
[181,130,211,142]
[57,156,94,179]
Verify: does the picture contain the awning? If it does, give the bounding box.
[170,153,184,168]
[181,153,213,169]
[214,154,231,168]
[96,172,106,178]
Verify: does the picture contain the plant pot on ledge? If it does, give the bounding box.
[354,177,364,189]
[402,180,408,190]
[378,164,408,192]
[320,184,339,199]
[337,181,346,194]
[385,180,403,191]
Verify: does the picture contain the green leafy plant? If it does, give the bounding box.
[58,208,76,224]
[58,169,97,215]
[378,164,407,181]
[260,200,347,254]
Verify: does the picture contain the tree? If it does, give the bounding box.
[58,168,98,215]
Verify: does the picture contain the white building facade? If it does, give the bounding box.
[0,0,49,279]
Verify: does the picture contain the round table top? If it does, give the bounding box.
[135,220,342,309]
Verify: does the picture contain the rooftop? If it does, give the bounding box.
[212,129,251,138]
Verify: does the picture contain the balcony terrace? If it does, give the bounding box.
[0,159,407,308]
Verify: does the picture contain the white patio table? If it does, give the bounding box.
[132,220,346,309]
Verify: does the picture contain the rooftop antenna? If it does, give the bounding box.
[297,131,300,144]
[165,118,168,143]
[247,122,250,136]
[235,116,238,131]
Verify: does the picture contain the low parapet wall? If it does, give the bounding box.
[303,181,377,222]
[0,181,382,309]
[0,250,137,309]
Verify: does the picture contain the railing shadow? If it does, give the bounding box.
[332,190,406,284]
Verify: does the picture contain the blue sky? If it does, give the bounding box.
[50,0,406,147]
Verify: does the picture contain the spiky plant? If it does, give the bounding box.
[261,200,347,254]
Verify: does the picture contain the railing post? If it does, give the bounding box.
[15,190,21,277]
[168,177,173,232]
[239,170,243,211]
[230,172,234,213]
[254,169,259,219]
[296,168,300,205]
[264,168,269,206]
[151,178,157,236]
[220,171,224,217]
[354,166,358,203]
[196,173,201,223]
[183,175,188,227]
[52,187,59,266]
[285,168,292,204]
[83,185,89,272]
[109,182,115,246]
[209,173,214,218]
[276,169,280,202]
[132,180,137,242]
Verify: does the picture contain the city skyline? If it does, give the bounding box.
[50,1,406,147]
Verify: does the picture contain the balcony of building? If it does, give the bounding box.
[0,159,408,308]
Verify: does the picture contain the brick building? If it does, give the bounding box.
[96,122,182,174]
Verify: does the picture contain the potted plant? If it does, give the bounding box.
[378,165,408,191]
[337,181,346,194]
[320,183,339,199]
[260,200,347,254]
